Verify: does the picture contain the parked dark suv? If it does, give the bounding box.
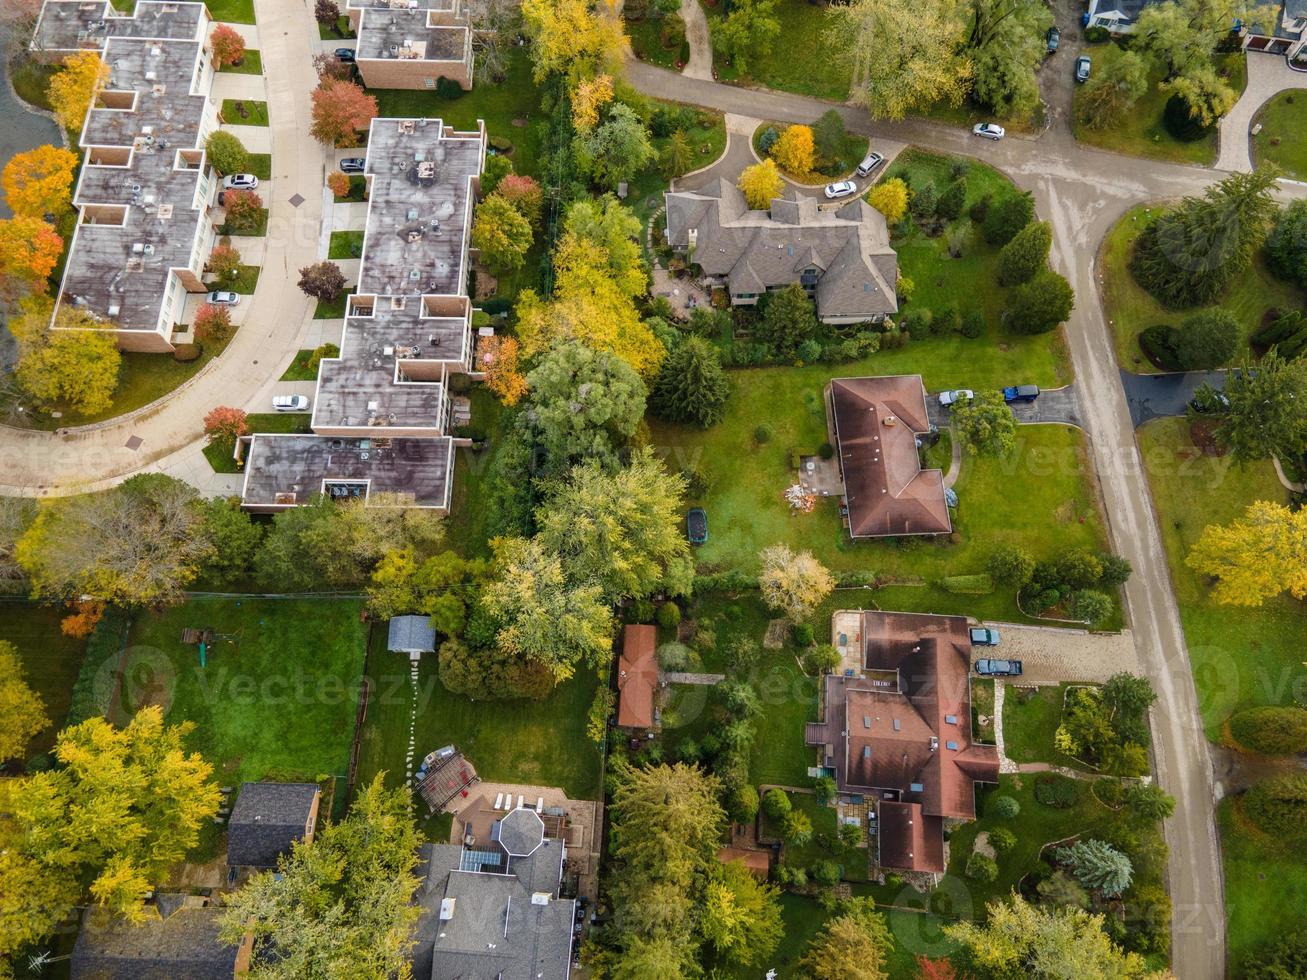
[975,659,1023,677]
[1003,384,1041,404]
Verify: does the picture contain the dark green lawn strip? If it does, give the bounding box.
[247,152,272,181]
[205,0,256,23]
[218,50,263,75]
[220,98,268,126]
[328,230,365,260]
[314,287,354,319]
[203,412,311,473]
[0,603,87,759]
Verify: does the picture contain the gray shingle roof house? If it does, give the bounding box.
[1088,0,1306,60]
[70,895,251,979]
[664,179,898,324]
[227,782,321,869]
[388,615,437,654]
[409,809,576,979]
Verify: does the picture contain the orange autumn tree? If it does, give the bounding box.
[48,50,108,135]
[0,216,63,300]
[326,170,350,198]
[61,598,105,639]
[310,78,378,147]
[2,145,78,218]
[476,334,527,405]
[203,406,249,444]
[209,23,246,68]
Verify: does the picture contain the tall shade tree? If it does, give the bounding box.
[536,448,693,601]
[562,195,646,298]
[521,0,626,87]
[649,335,731,428]
[480,536,614,682]
[1211,352,1307,462]
[736,159,784,210]
[1077,49,1150,130]
[830,0,971,120]
[16,474,214,607]
[572,73,615,132]
[951,390,1018,456]
[475,334,528,405]
[48,51,108,135]
[209,23,246,67]
[309,78,379,147]
[0,641,49,762]
[996,220,1052,287]
[1134,0,1277,77]
[866,178,909,224]
[1267,200,1307,288]
[2,145,78,218]
[945,895,1168,978]
[1186,500,1307,607]
[758,283,819,359]
[758,543,835,622]
[220,776,419,979]
[700,860,784,968]
[10,303,121,414]
[575,103,656,191]
[0,707,220,956]
[967,0,1051,118]
[709,0,781,75]
[0,216,64,299]
[1004,269,1074,335]
[472,193,533,274]
[796,898,894,980]
[771,124,816,176]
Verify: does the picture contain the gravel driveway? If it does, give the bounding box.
[977,622,1139,685]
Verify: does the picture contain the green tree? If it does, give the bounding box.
[1036,869,1091,910]
[0,641,48,762]
[796,898,894,980]
[983,190,1035,245]
[951,390,1017,456]
[199,497,263,585]
[988,543,1035,585]
[204,130,250,175]
[1230,706,1307,755]
[996,220,1052,286]
[701,860,784,967]
[1102,671,1156,745]
[536,448,693,601]
[1134,0,1276,78]
[812,109,847,167]
[480,536,614,682]
[782,808,813,845]
[562,195,647,298]
[1214,353,1307,462]
[663,129,692,177]
[1244,931,1307,979]
[709,0,781,74]
[1126,782,1177,820]
[758,284,819,360]
[472,192,533,274]
[10,300,121,414]
[1069,589,1113,626]
[1057,839,1133,896]
[1077,49,1149,130]
[1267,200,1307,288]
[936,178,968,222]
[1244,773,1307,844]
[522,341,648,481]
[575,103,656,191]
[968,0,1051,118]
[762,787,792,820]
[1005,269,1074,334]
[649,335,731,428]
[220,776,419,979]
[1161,62,1238,128]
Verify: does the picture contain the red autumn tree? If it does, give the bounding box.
[206,243,241,281]
[310,78,378,148]
[916,956,959,980]
[221,188,263,234]
[203,406,249,444]
[0,216,63,300]
[312,51,354,81]
[60,598,105,639]
[496,174,543,228]
[193,303,233,343]
[326,170,350,198]
[209,24,246,68]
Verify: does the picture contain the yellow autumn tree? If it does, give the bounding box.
[572,73,615,132]
[771,124,815,176]
[2,145,78,218]
[476,334,528,405]
[866,177,909,225]
[737,159,783,210]
[521,0,626,88]
[48,50,109,135]
[9,296,121,415]
[1185,500,1307,607]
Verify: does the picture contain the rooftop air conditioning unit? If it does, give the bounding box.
[143,244,155,255]
[145,70,156,81]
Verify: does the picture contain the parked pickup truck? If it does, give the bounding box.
[969,627,1001,646]
[975,658,1023,677]
[1003,384,1040,404]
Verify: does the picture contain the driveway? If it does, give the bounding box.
[927,385,1083,428]
[1216,52,1307,173]
[1121,369,1227,427]
[977,622,1140,685]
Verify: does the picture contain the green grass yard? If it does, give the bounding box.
[353,623,603,803]
[1001,683,1102,771]
[626,12,688,69]
[1137,418,1304,734]
[220,99,268,126]
[1252,89,1307,180]
[1101,205,1305,372]
[706,0,851,101]
[203,412,311,473]
[204,0,256,23]
[444,387,507,558]
[761,791,869,881]
[123,598,368,784]
[1073,45,1245,165]
[0,603,87,760]
[1222,795,1307,974]
[328,230,365,260]
[314,287,355,319]
[218,50,263,75]
[280,348,330,381]
[247,152,272,181]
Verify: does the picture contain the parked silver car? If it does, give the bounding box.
[221,173,259,191]
[823,179,859,200]
[205,290,240,306]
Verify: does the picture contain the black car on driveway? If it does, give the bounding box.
[975,659,1023,677]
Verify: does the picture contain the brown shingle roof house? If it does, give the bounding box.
[805,611,999,873]
[617,625,658,729]
[829,376,951,538]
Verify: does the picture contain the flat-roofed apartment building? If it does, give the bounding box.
[239,116,485,514]
[345,0,474,91]
[31,0,222,353]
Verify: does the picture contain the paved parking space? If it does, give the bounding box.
[1120,369,1227,427]
[928,384,1082,428]
[977,622,1139,685]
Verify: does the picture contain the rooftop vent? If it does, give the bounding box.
[439,898,456,921]
[530,893,550,906]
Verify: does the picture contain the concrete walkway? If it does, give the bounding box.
[1216,53,1307,173]
[0,1,328,496]
[679,0,713,81]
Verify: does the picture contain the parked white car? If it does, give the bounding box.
[221,173,259,190]
[938,389,974,407]
[824,179,858,200]
[205,290,240,306]
[972,123,1005,141]
[272,395,310,412]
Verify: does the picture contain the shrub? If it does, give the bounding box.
[983,191,1034,245]
[793,622,815,647]
[940,574,994,595]
[1034,775,1081,809]
[936,179,967,221]
[988,544,1035,586]
[818,442,834,459]
[966,852,998,882]
[1085,25,1110,41]
[811,859,841,886]
[813,775,836,804]
[959,310,985,338]
[762,787,792,820]
[1230,706,1307,754]
[655,601,682,629]
[989,794,1020,819]
[901,308,933,338]
[800,645,841,675]
[755,423,773,444]
[628,598,655,623]
[657,641,692,670]
[996,220,1053,287]
[1005,270,1075,335]
[969,194,991,224]
[205,130,249,175]
[172,342,202,362]
[436,76,465,100]
[757,126,780,155]
[796,338,822,362]
[989,826,1017,853]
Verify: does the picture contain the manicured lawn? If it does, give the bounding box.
[9,62,56,111]
[280,348,328,381]
[334,174,368,202]
[314,287,355,319]
[626,12,688,69]
[0,603,87,759]
[203,412,311,473]
[1221,795,1307,974]
[371,49,544,179]
[1072,44,1245,165]
[445,387,507,557]
[225,264,261,293]
[971,676,995,744]
[220,98,268,126]
[707,0,851,101]
[218,50,263,75]
[205,0,256,23]
[354,623,604,803]
[247,152,272,181]
[318,15,356,39]
[1001,683,1100,770]
[328,229,365,260]
[1100,205,1305,372]
[1137,418,1303,735]
[1252,89,1307,179]
[123,598,369,784]
[219,207,268,237]
[762,791,869,881]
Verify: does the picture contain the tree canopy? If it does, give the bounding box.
[0,641,49,763]
[649,335,731,428]
[951,390,1018,456]
[1186,500,1307,606]
[758,543,835,622]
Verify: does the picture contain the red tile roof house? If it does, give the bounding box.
[828,376,951,538]
[805,611,999,874]
[616,625,659,730]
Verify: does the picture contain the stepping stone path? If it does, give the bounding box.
[405,657,420,782]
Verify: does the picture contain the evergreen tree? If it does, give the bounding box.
[797,898,894,979]
[1057,838,1133,897]
[757,284,818,359]
[649,335,731,428]
[1267,200,1307,288]
[1005,269,1074,335]
[936,178,967,222]
[996,220,1052,286]
[983,190,1035,245]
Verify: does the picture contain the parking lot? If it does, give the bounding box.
[976,621,1139,685]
